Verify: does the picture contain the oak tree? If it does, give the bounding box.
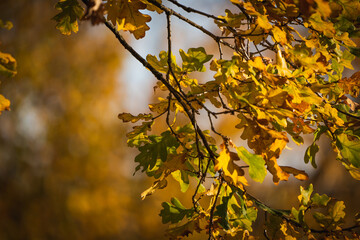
[13,0,360,239]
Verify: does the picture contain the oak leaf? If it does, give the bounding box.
[215,147,248,186]
[0,95,10,114]
[105,0,151,39]
[53,0,84,35]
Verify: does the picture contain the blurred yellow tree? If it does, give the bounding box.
[0,1,171,239]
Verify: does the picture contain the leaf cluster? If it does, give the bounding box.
[52,0,360,238]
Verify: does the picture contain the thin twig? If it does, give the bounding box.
[166,0,224,22]
[147,0,235,50]
[166,12,187,98]
[208,178,224,240]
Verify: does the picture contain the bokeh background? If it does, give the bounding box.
[0,0,359,239]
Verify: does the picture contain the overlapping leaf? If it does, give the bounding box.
[0,95,10,115]
[105,0,151,39]
[53,0,84,35]
[160,197,194,224]
[0,52,17,77]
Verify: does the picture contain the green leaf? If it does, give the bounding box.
[146,51,180,73]
[298,184,313,206]
[304,143,319,168]
[171,170,190,193]
[127,121,153,147]
[134,131,179,175]
[340,50,356,70]
[336,133,360,168]
[179,47,213,72]
[165,219,201,239]
[330,201,346,222]
[311,193,331,207]
[53,0,84,35]
[214,195,232,230]
[313,212,332,228]
[159,197,194,224]
[236,147,267,182]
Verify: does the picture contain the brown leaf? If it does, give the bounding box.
[281,166,309,180]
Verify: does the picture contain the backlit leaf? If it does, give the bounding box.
[179,47,213,73]
[160,197,194,224]
[281,166,309,181]
[336,133,360,168]
[0,95,10,114]
[215,147,248,186]
[105,0,151,39]
[0,51,17,77]
[171,170,190,193]
[236,147,267,183]
[298,184,313,206]
[53,0,84,35]
[330,201,346,222]
[305,143,319,168]
[311,193,331,207]
[118,112,152,123]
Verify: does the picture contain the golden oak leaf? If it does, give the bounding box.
[280,166,309,180]
[161,153,187,172]
[105,0,151,39]
[0,95,10,114]
[241,2,258,15]
[257,15,273,30]
[323,103,344,126]
[314,0,331,18]
[335,32,356,48]
[141,177,168,200]
[267,88,288,107]
[338,71,360,98]
[106,0,122,26]
[308,12,335,38]
[239,24,267,44]
[250,57,266,71]
[141,0,163,14]
[272,26,288,45]
[215,147,248,186]
[276,47,291,77]
[0,51,17,77]
[266,156,290,184]
[269,138,288,158]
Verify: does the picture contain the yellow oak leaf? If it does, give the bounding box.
[266,156,290,184]
[141,177,168,200]
[257,15,273,30]
[250,56,266,71]
[105,0,151,39]
[275,47,291,77]
[269,138,288,158]
[215,147,248,186]
[338,71,360,97]
[314,0,331,18]
[267,88,288,107]
[280,166,309,181]
[335,32,356,48]
[272,26,288,45]
[0,94,10,114]
[308,12,335,38]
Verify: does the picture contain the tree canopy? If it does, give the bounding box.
[2,0,360,239]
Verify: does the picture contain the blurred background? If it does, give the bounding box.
[0,0,359,239]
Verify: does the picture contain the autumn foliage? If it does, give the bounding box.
[1,0,360,239]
